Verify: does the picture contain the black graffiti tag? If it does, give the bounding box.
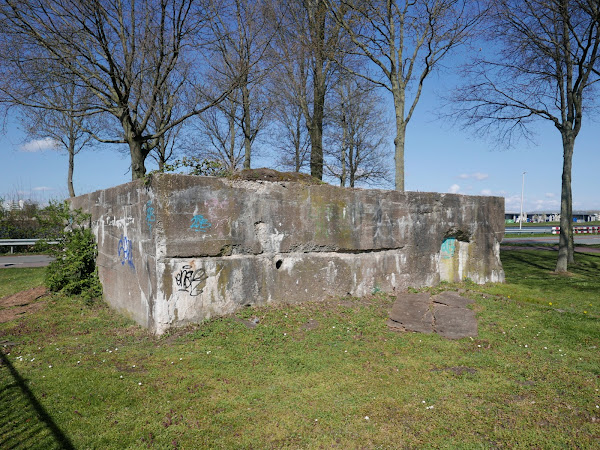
[175,265,208,296]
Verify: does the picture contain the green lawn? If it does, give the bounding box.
[1,250,598,448]
[0,267,45,298]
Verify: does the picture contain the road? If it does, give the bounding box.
[0,254,55,268]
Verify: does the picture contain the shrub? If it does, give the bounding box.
[37,201,103,303]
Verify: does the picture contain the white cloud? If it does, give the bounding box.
[32,186,54,192]
[480,189,492,196]
[458,172,489,181]
[449,184,461,194]
[19,137,60,152]
[545,192,555,198]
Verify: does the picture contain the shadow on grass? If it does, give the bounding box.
[0,351,74,449]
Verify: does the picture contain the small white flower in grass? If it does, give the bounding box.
[364,416,369,420]
[332,326,335,329]
[132,364,136,368]
[77,361,80,364]
[544,347,548,350]
[120,375,123,379]
[283,333,287,336]
[171,361,174,364]
[30,358,35,362]
[179,358,182,360]
[524,345,528,348]
[48,365,52,368]
[426,406,434,410]
[206,351,211,355]
[422,401,426,404]
[138,382,142,386]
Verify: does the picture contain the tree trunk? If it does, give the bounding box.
[295,116,302,172]
[555,132,575,272]
[129,139,147,180]
[340,104,347,187]
[242,82,252,169]
[310,80,325,179]
[391,79,406,192]
[309,0,326,181]
[67,143,75,198]
[393,118,406,192]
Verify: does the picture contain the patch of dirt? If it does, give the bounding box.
[0,286,49,323]
[301,319,320,331]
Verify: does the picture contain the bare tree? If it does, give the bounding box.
[191,91,245,172]
[205,0,275,169]
[452,0,600,272]
[0,0,232,180]
[325,76,391,187]
[271,0,343,180]
[145,82,186,171]
[267,43,311,172]
[17,74,98,197]
[329,0,481,191]
[270,93,311,172]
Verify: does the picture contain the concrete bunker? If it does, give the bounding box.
[70,173,505,334]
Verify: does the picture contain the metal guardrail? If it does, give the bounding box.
[0,238,58,253]
[505,226,600,235]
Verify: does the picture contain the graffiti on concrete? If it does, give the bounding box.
[203,198,230,230]
[190,214,211,233]
[146,200,156,233]
[440,238,456,259]
[175,265,208,296]
[118,235,135,269]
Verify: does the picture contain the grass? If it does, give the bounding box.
[1,250,599,448]
[0,267,45,298]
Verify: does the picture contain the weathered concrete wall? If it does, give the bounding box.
[71,173,505,334]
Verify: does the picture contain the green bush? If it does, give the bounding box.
[37,201,103,302]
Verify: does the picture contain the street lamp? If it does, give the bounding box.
[519,171,526,230]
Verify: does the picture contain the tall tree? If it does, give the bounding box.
[272,0,343,180]
[205,0,274,170]
[192,91,245,172]
[452,0,600,272]
[267,33,311,173]
[18,74,97,197]
[329,0,480,191]
[0,0,231,180]
[325,75,390,187]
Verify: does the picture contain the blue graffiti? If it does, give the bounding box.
[175,265,208,296]
[146,200,156,233]
[118,235,135,269]
[440,238,456,259]
[190,214,211,233]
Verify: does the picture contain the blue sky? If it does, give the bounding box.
[1,79,598,213]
